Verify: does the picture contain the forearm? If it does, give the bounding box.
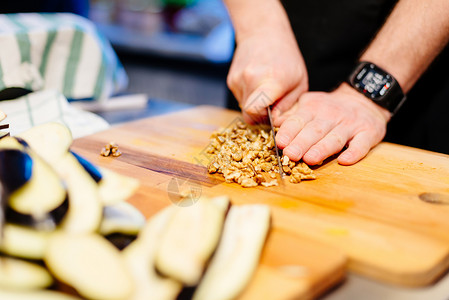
[222,0,293,43]
[360,0,449,93]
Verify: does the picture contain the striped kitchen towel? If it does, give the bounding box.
[0,89,109,139]
[0,13,128,102]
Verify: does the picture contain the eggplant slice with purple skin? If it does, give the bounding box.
[0,255,54,290]
[70,151,139,206]
[17,124,138,207]
[0,138,68,231]
[70,151,102,183]
[155,196,230,286]
[100,202,146,250]
[16,123,72,167]
[0,223,52,260]
[0,149,32,194]
[192,205,271,300]
[44,233,134,300]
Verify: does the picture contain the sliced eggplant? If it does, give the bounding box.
[155,196,230,286]
[192,205,271,300]
[71,151,139,205]
[0,137,67,229]
[0,224,51,260]
[122,206,182,300]
[18,124,138,207]
[0,149,32,194]
[104,233,137,251]
[0,182,5,237]
[71,151,102,183]
[0,289,80,300]
[101,202,145,250]
[52,153,102,233]
[100,202,146,237]
[97,168,139,205]
[44,233,134,300]
[0,256,53,290]
[7,150,66,222]
[16,122,73,166]
[5,197,68,229]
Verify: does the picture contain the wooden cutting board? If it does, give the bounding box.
[72,105,449,291]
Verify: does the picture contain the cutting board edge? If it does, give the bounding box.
[348,249,449,287]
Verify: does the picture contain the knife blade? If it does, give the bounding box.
[267,106,285,183]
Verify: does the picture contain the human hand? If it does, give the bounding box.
[0,110,5,122]
[274,83,391,166]
[227,27,308,124]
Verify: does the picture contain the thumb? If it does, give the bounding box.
[242,81,284,124]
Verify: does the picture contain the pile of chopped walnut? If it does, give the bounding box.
[206,121,316,187]
[100,142,122,157]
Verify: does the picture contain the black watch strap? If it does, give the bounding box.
[348,61,407,116]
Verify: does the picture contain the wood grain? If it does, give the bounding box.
[72,106,449,292]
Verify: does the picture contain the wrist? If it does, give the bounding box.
[347,61,406,117]
[337,83,391,123]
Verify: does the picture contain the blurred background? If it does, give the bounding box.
[88,0,234,108]
[1,0,234,121]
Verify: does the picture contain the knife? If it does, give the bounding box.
[267,106,285,183]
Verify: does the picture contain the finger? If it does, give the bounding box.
[302,126,350,165]
[272,84,307,121]
[275,112,313,149]
[226,64,243,105]
[337,131,377,165]
[282,118,334,161]
[0,111,5,122]
[242,81,284,124]
[242,111,268,125]
[273,100,301,127]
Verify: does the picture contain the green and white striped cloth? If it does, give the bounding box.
[0,89,109,138]
[0,13,131,138]
[0,13,128,101]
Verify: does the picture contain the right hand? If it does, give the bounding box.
[226,26,308,124]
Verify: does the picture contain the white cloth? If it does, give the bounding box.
[0,90,109,139]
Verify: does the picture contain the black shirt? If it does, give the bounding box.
[281,0,449,154]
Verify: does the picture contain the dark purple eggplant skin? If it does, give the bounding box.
[0,149,32,194]
[104,233,137,251]
[5,196,69,230]
[0,182,5,234]
[13,137,30,148]
[70,151,103,183]
[0,144,69,230]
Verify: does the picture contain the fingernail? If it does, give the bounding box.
[284,145,302,160]
[276,134,289,147]
[304,149,320,162]
[339,151,352,162]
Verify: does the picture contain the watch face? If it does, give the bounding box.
[354,64,393,100]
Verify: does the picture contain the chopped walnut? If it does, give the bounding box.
[100,142,122,157]
[206,121,316,187]
[261,180,279,187]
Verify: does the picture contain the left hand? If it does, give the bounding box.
[274,83,391,166]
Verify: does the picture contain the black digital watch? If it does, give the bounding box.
[348,61,406,116]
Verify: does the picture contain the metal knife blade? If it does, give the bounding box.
[267,106,285,182]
